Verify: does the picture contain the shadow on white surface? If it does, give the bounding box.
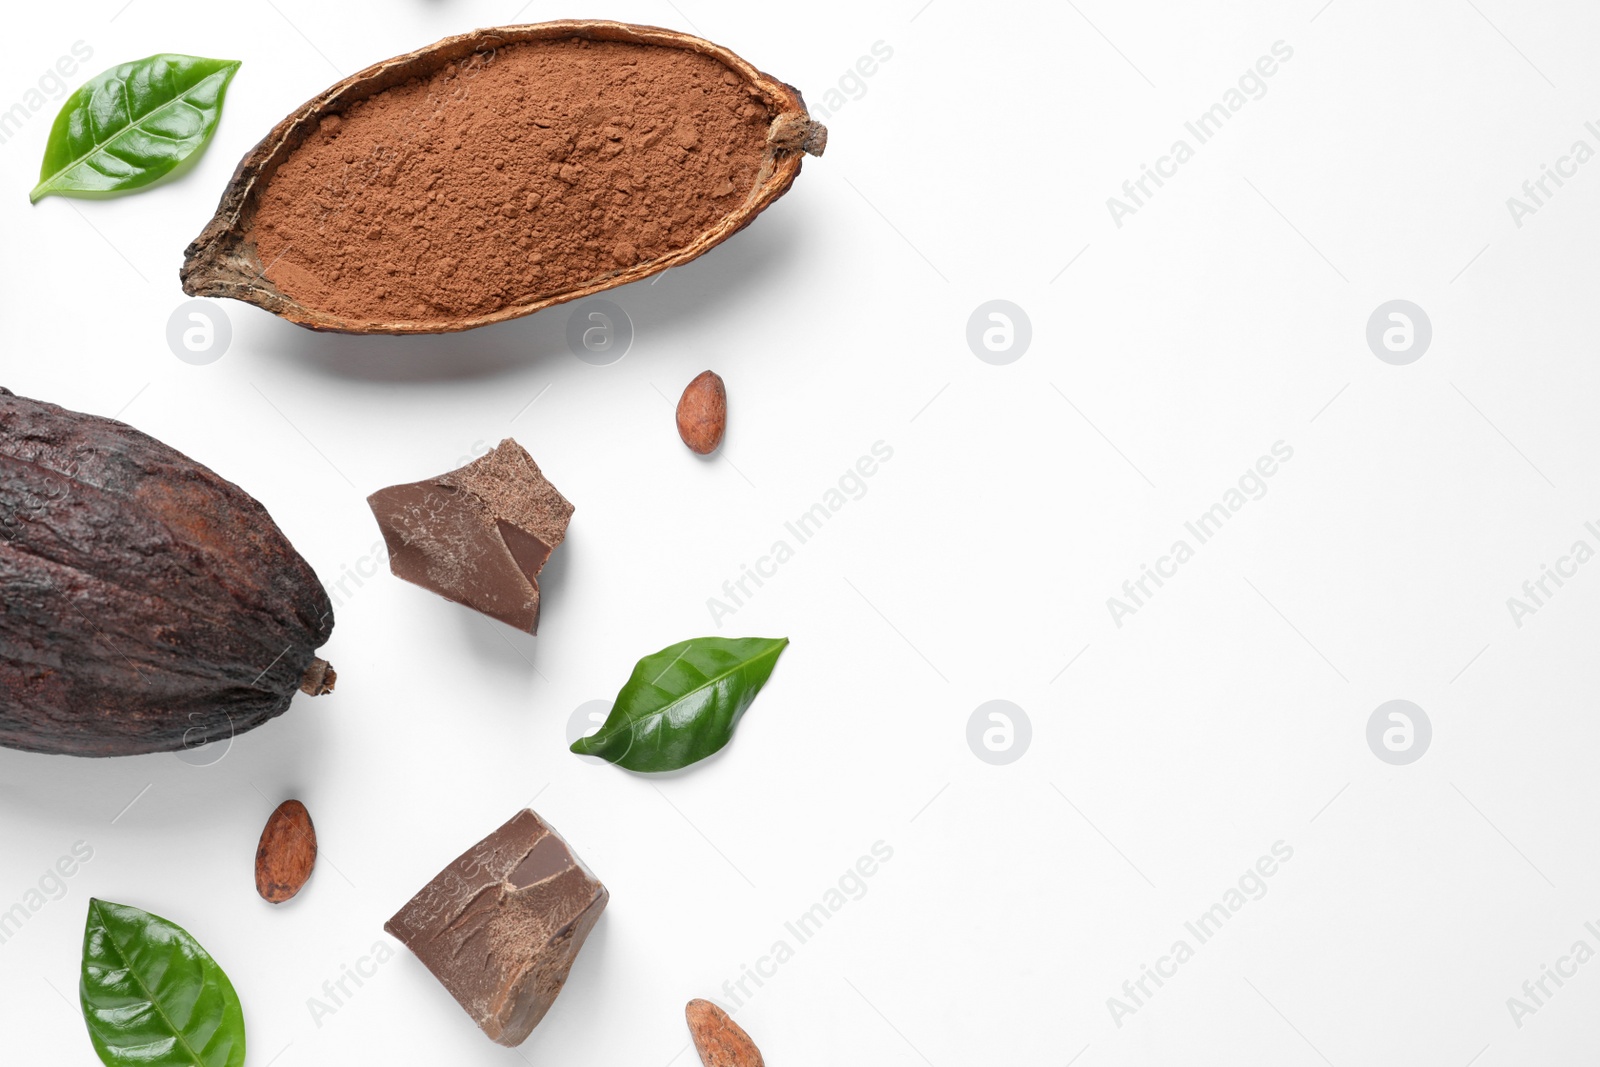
[532,527,573,619]
[248,207,806,384]
[0,694,335,826]
[457,608,544,684]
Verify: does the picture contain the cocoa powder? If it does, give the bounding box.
[252,37,776,323]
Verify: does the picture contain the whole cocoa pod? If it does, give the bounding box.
[0,388,334,757]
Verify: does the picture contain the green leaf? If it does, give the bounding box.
[31,55,240,203]
[79,899,245,1067]
[572,636,789,772]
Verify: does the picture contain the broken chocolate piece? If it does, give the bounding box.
[384,809,607,1047]
[367,440,573,632]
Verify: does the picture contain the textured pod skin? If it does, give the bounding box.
[0,388,334,757]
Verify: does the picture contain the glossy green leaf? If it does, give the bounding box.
[572,636,789,772]
[31,55,240,203]
[80,898,245,1067]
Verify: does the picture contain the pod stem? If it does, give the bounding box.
[769,112,827,156]
[299,658,336,696]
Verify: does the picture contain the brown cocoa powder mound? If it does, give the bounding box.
[251,37,775,324]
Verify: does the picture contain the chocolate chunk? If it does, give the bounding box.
[384,810,608,1047]
[367,440,573,632]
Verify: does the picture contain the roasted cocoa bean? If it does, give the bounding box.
[255,799,318,903]
[686,999,765,1067]
[676,371,727,455]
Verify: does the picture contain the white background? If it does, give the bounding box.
[3,0,1600,1063]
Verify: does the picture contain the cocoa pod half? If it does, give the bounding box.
[0,389,334,757]
[181,21,827,335]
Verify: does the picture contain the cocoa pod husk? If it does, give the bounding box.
[180,20,827,336]
[255,799,318,903]
[0,388,335,757]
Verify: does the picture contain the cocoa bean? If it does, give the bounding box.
[0,388,335,757]
[181,21,827,335]
[255,799,318,903]
[686,999,765,1067]
[676,371,727,454]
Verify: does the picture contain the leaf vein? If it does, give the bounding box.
[35,62,235,198]
[88,901,213,1067]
